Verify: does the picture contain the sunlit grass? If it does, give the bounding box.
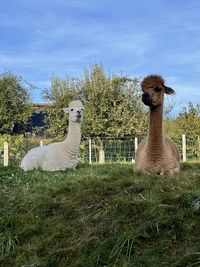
[0,162,200,266]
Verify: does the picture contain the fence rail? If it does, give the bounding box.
[0,135,200,167]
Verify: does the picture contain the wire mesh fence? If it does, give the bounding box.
[0,135,53,167]
[172,136,199,161]
[88,137,136,163]
[0,135,200,167]
[86,136,200,164]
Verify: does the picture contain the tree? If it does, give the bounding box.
[164,97,177,119]
[176,102,200,138]
[43,75,79,137]
[43,64,148,139]
[80,64,148,138]
[164,102,200,139]
[0,72,32,134]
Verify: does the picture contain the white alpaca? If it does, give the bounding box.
[20,100,84,171]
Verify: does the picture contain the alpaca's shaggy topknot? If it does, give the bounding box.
[141,74,165,88]
[69,100,83,108]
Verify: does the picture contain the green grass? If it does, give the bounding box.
[0,162,200,267]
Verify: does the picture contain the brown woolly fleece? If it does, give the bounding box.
[141,74,165,88]
[135,74,180,175]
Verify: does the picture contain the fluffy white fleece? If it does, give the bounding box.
[20,100,84,171]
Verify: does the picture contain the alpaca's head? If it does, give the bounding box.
[63,100,84,123]
[141,74,175,107]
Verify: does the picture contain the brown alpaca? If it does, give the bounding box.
[135,74,180,175]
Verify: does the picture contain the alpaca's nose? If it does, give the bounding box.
[77,110,81,117]
[142,92,152,106]
[142,93,150,100]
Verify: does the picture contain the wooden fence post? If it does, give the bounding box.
[182,134,186,162]
[198,136,200,159]
[40,140,43,147]
[99,149,105,164]
[4,141,9,167]
[89,138,92,164]
[135,137,138,154]
[98,140,105,164]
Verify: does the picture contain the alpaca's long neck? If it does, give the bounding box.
[64,121,81,146]
[147,104,164,151]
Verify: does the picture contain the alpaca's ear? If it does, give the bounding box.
[164,86,175,94]
[63,107,69,114]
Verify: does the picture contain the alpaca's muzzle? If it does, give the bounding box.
[142,93,152,106]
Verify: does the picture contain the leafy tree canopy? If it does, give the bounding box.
[0,72,32,134]
[176,102,200,138]
[43,64,148,138]
[164,102,200,139]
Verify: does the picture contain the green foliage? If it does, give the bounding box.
[82,65,148,138]
[0,72,33,134]
[164,119,180,139]
[164,102,200,160]
[43,64,148,138]
[43,75,79,137]
[0,163,200,266]
[176,102,200,138]
[0,134,43,166]
[164,102,200,139]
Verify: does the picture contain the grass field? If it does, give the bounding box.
[0,162,200,267]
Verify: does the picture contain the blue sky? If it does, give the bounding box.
[1,0,200,113]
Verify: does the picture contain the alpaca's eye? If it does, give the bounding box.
[71,108,74,111]
[154,87,161,92]
[81,108,83,111]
